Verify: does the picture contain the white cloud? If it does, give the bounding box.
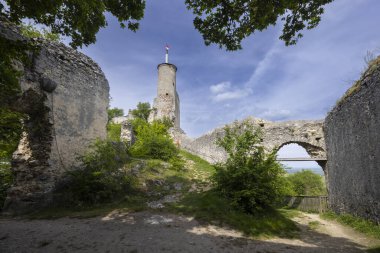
[210,82,231,94]
[259,109,292,120]
[209,81,251,102]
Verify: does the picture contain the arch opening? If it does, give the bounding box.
[276,143,325,176]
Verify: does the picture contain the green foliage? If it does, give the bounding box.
[287,170,327,196]
[55,139,134,206]
[214,120,288,214]
[107,107,124,122]
[0,33,30,109]
[130,102,151,121]
[1,0,333,51]
[20,23,60,42]
[1,0,146,48]
[0,108,23,160]
[169,190,299,238]
[0,162,13,208]
[107,123,121,142]
[321,211,380,240]
[130,120,178,161]
[185,0,333,50]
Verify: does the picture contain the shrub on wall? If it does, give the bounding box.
[55,139,134,206]
[107,123,121,141]
[214,120,288,214]
[130,120,178,161]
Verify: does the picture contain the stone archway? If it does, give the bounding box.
[180,117,326,168]
[259,119,326,170]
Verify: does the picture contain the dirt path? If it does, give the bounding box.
[0,210,378,252]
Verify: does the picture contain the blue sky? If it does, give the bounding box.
[78,0,380,170]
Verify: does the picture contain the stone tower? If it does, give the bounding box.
[149,63,180,129]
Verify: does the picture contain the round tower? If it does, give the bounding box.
[149,63,180,129]
[157,63,177,98]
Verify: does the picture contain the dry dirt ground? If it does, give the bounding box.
[0,210,379,253]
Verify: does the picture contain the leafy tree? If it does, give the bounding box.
[107,107,124,122]
[214,120,287,213]
[185,0,333,50]
[131,102,151,121]
[287,169,326,196]
[0,0,332,51]
[20,23,60,42]
[0,0,145,48]
[130,120,178,161]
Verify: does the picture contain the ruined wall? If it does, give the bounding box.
[325,57,380,223]
[1,20,109,213]
[181,117,326,166]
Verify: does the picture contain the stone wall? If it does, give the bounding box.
[181,117,326,167]
[1,20,109,213]
[325,57,380,223]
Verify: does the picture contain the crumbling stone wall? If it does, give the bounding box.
[1,20,109,213]
[181,117,326,167]
[325,57,380,223]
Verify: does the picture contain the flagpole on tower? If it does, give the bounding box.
[165,44,170,63]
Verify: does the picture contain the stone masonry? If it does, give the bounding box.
[148,63,180,129]
[180,117,326,167]
[325,57,380,223]
[1,19,109,213]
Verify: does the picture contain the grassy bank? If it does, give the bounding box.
[321,211,380,240]
[167,190,299,238]
[22,150,300,239]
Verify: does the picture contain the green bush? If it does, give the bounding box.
[107,123,121,141]
[287,170,327,196]
[130,102,151,121]
[130,120,179,161]
[0,162,13,208]
[107,107,124,122]
[214,120,288,214]
[55,139,134,206]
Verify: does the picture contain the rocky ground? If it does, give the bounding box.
[1,210,379,253]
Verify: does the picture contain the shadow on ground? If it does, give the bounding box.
[0,210,368,253]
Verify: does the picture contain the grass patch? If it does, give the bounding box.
[308,221,320,230]
[167,190,299,238]
[180,150,215,175]
[321,211,380,240]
